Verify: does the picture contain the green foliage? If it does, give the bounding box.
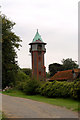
[23,78,40,95]
[49,58,79,77]
[21,68,32,77]
[15,70,30,91]
[15,70,41,95]
[61,58,79,70]
[46,72,50,78]
[49,63,63,77]
[16,70,29,82]
[40,80,80,100]
[2,14,22,89]
[0,111,2,120]
[71,81,80,100]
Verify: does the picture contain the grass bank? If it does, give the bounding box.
[0,91,2,93]
[2,113,7,120]
[3,89,79,111]
[0,111,2,120]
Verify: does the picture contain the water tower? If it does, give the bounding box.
[29,30,47,81]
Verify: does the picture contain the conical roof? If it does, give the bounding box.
[29,30,46,45]
[32,29,43,43]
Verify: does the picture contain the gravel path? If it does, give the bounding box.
[2,94,79,118]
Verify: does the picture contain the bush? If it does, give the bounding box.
[15,70,80,100]
[71,81,80,100]
[15,70,30,91]
[21,68,32,77]
[23,78,40,95]
[40,81,50,96]
[40,80,80,100]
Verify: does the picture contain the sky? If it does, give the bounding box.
[1,0,79,72]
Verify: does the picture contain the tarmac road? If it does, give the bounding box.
[2,94,79,118]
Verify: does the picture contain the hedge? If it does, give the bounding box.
[40,80,80,100]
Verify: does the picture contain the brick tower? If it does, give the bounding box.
[29,30,46,81]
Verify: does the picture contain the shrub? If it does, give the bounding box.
[23,78,40,95]
[71,81,80,100]
[15,70,30,91]
[21,68,32,77]
[40,81,48,94]
[58,82,74,98]
[40,80,79,99]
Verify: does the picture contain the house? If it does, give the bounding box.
[49,68,80,82]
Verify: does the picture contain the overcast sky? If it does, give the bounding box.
[1,0,79,72]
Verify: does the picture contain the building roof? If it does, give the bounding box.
[29,29,46,45]
[32,29,43,43]
[49,69,80,81]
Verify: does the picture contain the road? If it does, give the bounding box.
[2,94,79,118]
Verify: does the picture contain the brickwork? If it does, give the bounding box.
[31,51,46,81]
[29,30,46,81]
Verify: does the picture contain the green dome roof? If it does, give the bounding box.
[32,29,43,43]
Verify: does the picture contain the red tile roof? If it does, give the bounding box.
[49,69,80,81]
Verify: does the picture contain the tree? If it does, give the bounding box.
[49,63,63,77]
[49,58,79,77]
[62,58,79,70]
[46,72,50,78]
[2,14,22,88]
[21,68,32,77]
[15,70,30,91]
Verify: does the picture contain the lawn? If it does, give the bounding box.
[0,91,2,93]
[3,89,79,111]
[0,111,2,120]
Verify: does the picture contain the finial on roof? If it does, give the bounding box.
[31,29,44,43]
[37,29,38,33]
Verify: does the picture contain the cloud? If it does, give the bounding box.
[1,0,79,71]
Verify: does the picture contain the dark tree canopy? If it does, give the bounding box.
[49,63,63,77]
[21,68,32,77]
[49,58,79,77]
[2,14,22,88]
[61,58,79,70]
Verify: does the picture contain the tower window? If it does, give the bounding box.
[37,44,42,50]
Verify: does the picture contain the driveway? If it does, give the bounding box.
[2,94,79,118]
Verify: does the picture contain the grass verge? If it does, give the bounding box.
[0,111,2,120]
[3,89,79,111]
[2,113,7,120]
[0,91,2,93]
